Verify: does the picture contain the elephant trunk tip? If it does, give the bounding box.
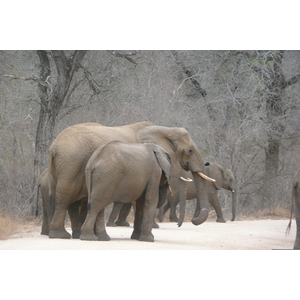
[177,221,183,227]
[191,208,209,226]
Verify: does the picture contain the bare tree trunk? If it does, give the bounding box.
[32,50,87,209]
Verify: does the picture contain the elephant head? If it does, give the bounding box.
[136,126,214,227]
[205,162,237,221]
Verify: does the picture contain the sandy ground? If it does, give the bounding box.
[0,219,296,250]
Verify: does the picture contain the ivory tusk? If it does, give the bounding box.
[168,185,173,196]
[180,176,193,182]
[197,172,216,182]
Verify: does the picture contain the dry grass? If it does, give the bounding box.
[0,214,19,240]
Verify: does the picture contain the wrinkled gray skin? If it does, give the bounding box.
[159,162,237,223]
[286,167,300,249]
[47,122,210,239]
[36,169,87,236]
[80,142,172,242]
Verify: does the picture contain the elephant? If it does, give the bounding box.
[47,121,214,239]
[80,141,172,242]
[159,162,237,223]
[286,167,300,249]
[36,169,87,236]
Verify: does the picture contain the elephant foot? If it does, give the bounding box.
[152,222,159,228]
[116,220,130,227]
[131,230,140,240]
[96,232,111,241]
[80,232,99,241]
[139,232,154,242]
[170,217,179,222]
[216,217,226,223]
[72,230,81,239]
[106,221,117,227]
[49,228,71,239]
[41,230,49,236]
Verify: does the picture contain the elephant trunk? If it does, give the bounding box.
[177,178,187,227]
[231,189,237,221]
[191,172,210,225]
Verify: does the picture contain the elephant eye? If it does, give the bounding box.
[188,149,193,155]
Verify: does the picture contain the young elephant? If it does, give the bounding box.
[80,141,172,242]
[159,162,236,223]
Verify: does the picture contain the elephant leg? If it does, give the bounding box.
[159,200,170,222]
[131,195,144,240]
[41,197,49,235]
[107,203,122,227]
[49,200,71,239]
[152,219,159,228]
[193,198,200,218]
[95,210,110,241]
[116,203,131,226]
[139,187,159,242]
[80,211,99,241]
[169,203,179,222]
[49,182,80,239]
[209,193,226,223]
[68,200,83,239]
[80,199,88,225]
[80,191,111,241]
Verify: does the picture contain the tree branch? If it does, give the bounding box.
[2,74,42,84]
[108,50,138,65]
[286,74,300,87]
[171,50,207,98]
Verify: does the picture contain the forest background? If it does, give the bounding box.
[1,50,300,225]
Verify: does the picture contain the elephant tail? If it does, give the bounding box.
[85,167,93,212]
[47,150,55,220]
[286,181,297,236]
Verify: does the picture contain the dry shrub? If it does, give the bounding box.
[0,214,19,240]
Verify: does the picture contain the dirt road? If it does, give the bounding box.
[0,219,295,250]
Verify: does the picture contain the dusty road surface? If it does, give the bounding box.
[0,219,296,250]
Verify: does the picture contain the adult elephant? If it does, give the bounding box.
[286,167,300,249]
[47,122,213,239]
[80,141,172,242]
[159,162,237,223]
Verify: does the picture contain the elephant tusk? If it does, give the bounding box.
[232,190,235,193]
[180,176,193,182]
[168,185,173,196]
[197,172,216,182]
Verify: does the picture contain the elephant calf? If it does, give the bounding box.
[80,141,172,242]
[159,162,237,223]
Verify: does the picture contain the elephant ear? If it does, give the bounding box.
[152,144,172,183]
[206,162,223,190]
[136,126,187,155]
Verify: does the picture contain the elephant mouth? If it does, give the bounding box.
[180,161,189,171]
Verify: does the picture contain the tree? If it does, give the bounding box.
[3,50,87,208]
[239,51,300,210]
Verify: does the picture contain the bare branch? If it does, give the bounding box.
[286,74,300,87]
[108,50,138,64]
[2,74,43,85]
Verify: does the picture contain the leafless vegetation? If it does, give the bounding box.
[1,50,300,224]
